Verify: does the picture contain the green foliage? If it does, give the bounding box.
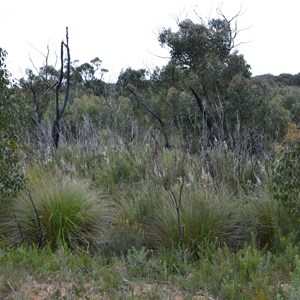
[252,190,278,248]
[184,244,293,299]
[1,228,298,299]
[0,134,25,198]
[159,18,232,70]
[273,137,300,217]
[159,17,251,99]
[0,175,113,251]
[65,94,110,124]
[225,75,291,142]
[157,17,289,153]
[0,48,9,88]
[0,48,25,200]
[273,86,300,125]
[71,57,107,97]
[54,142,147,193]
[117,67,149,92]
[164,87,202,149]
[226,76,267,128]
[2,12,300,300]
[104,215,144,255]
[268,95,291,139]
[63,94,135,141]
[288,257,300,299]
[205,143,261,193]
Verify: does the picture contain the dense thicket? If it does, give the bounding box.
[0,14,299,256]
[1,13,300,299]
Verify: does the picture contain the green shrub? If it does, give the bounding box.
[0,175,113,251]
[273,138,300,217]
[0,48,25,201]
[187,244,285,299]
[0,133,25,200]
[288,257,300,299]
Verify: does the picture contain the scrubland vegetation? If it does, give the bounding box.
[0,11,300,299]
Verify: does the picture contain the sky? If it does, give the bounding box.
[1,0,300,82]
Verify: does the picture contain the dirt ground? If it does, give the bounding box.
[0,275,215,299]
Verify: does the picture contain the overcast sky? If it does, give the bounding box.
[1,0,300,82]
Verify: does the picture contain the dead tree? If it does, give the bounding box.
[52,27,71,149]
[190,88,219,147]
[26,46,58,141]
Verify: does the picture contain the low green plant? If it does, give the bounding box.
[0,240,297,299]
[0,175,113,251]
[288,257,300,299]
[145,185,249,252]
[104,212,145,255]
[50,141,150,193]
[272,132,300,246]
[184,244,287,299]
[249,189,279,249]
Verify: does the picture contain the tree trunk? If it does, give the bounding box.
[52,27,71,149]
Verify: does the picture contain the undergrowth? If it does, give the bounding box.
[0,118,299,298]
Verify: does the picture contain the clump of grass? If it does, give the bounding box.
[146,185,249,252]
[250,189,279,249]
[102,180,162,254]
[0,174,113,251]
[103,213,145,255]
[116,177,251,253]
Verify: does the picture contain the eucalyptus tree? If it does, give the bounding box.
[73,57,108,97]
[117,68,150,94]
[158,13,252,145]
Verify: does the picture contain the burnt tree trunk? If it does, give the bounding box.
[52,27,71,149]
[190,88,219,147]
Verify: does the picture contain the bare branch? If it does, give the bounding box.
[216,7,249,50]
[26,190,44,248]
[29,45,58,92]
[28,55,40,75]
[13,210,25,242]
[28,43,48,59]
[44,45,50,83]
[128,87,171,149]
[193,8,206,25]
[146,49,171,60]
[157,153,185,251]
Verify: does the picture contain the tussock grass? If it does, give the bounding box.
[0,120,297,299]
[143,185,248,252]
[0,174,113,251]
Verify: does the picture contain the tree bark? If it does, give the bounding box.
[190,87,219,147]
[52,27,71,149]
